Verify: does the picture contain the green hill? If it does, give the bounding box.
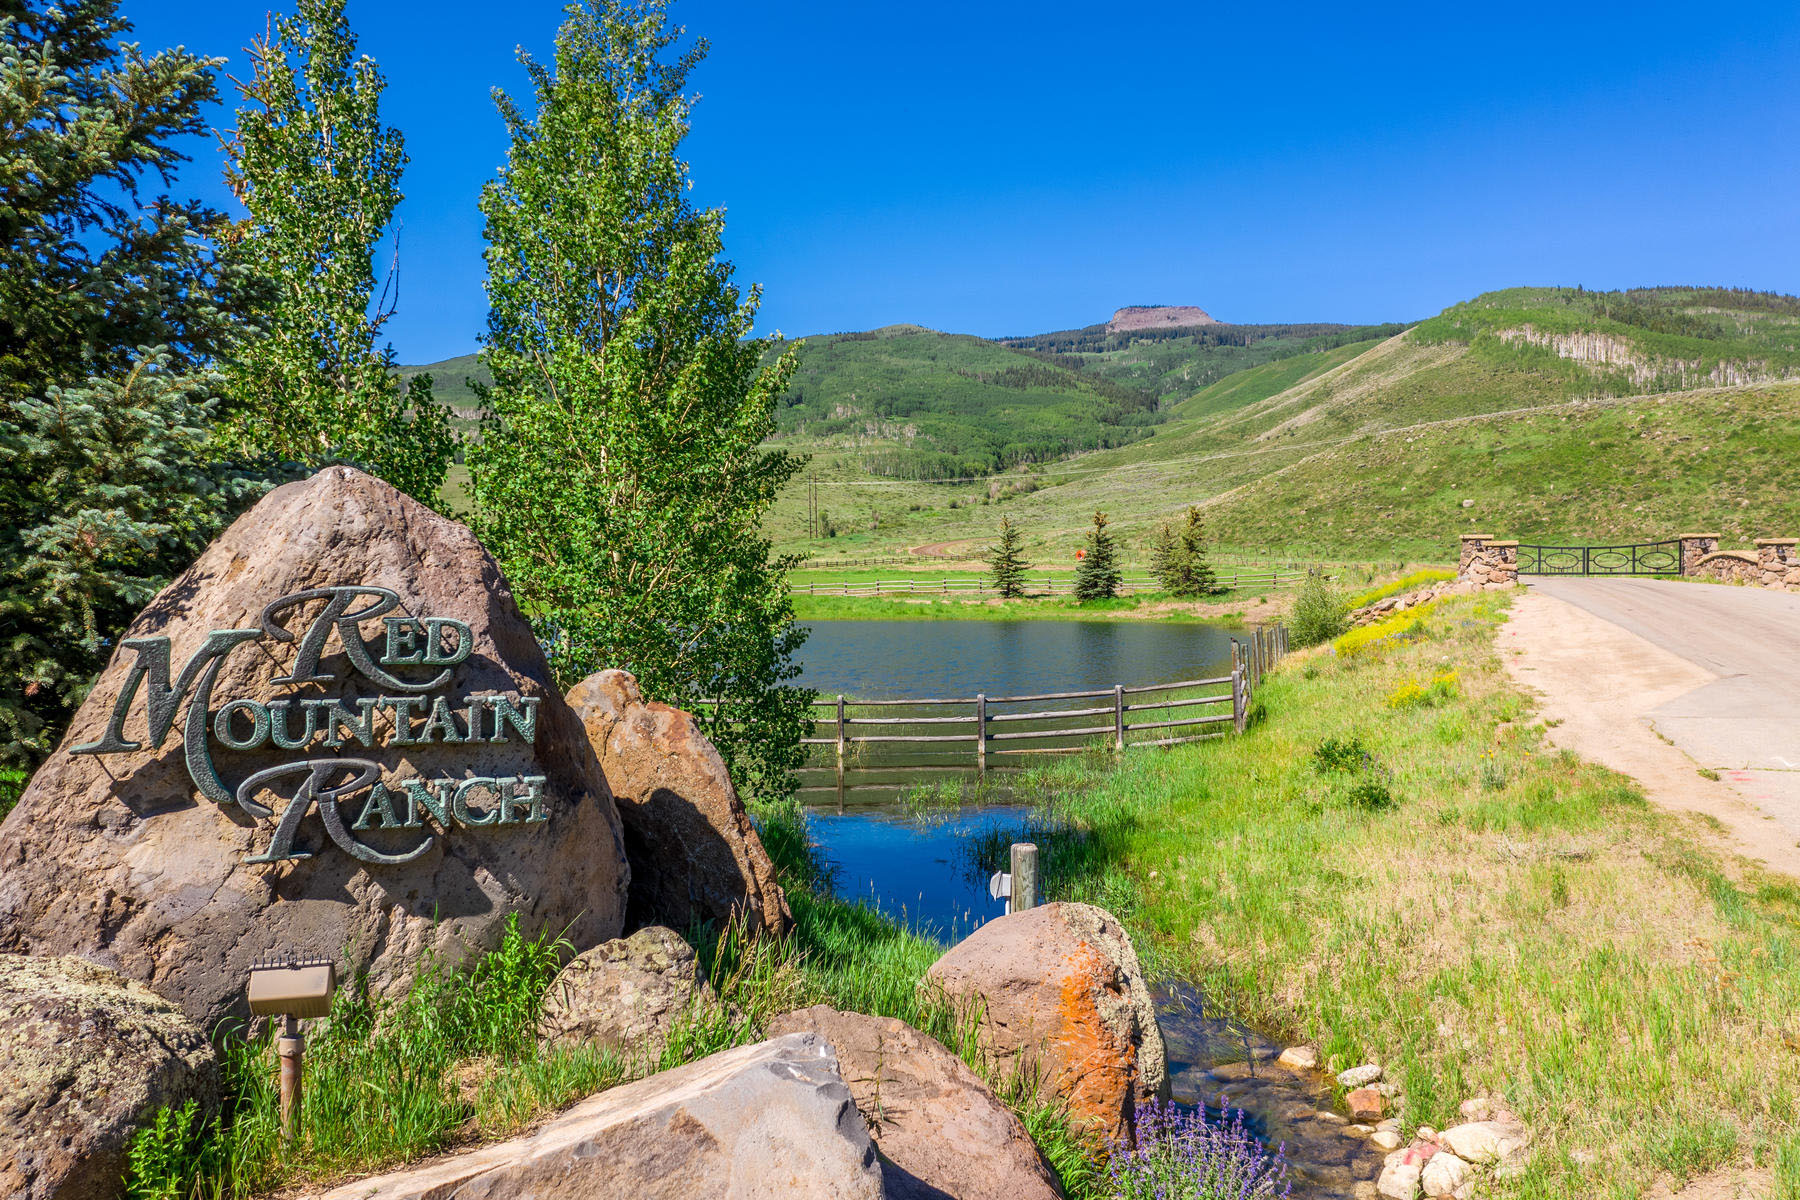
[765,286,1800,561]
[768,325,1164,478]
[1000,319,1409,401]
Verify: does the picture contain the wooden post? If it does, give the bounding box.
[835,694,847,763]
[277,1015,303,1143]
[976,693,987,773]
[1231,667,1246,733]
[1010,842,1039,913]
[1113,684,1125,751]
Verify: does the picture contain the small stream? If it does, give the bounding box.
[794,620,1381,1196]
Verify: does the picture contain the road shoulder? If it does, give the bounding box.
[1501,587,1800,880]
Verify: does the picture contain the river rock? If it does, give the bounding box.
[538,925,722,1061]
[309,1033,882,1200]
[925,901,1168,1144]
[1,954,218,1200]
[1420,1150,1470,1197]
[769,1005,1064,1200]
[567,669,790,937]
[1438,1118,1525,1164]
[1338,1063,1383,1088]
[0,467,630,1028]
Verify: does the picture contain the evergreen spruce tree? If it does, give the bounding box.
[1149,505,1221,597]
[986,516,1029,599]
[1072,511,1123,600]
[218,0,453,500]
[1147,520,1178,592]
[470,0,812,797]
[0,0,266,769]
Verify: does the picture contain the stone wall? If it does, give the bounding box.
[1690,539,1800,592]
[1457,535,1518,587]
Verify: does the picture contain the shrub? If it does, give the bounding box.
[1287,571,1346,647]
[1346,779,1396,811]
[1105,1099,1290,1199]
[1332,601,1439,657]
[1386,670,1460,709]
[1312,736,1370,774]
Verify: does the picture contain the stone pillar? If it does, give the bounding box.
[1756,539,1800,590]
[1757,538,1800,570]
[1487,541,1519,585]
[1678,534,1720,576]
[1459,534,1492,576]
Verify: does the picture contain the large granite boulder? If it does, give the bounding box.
[538,925,724,1062]
[567,669,790,936]
[769,1004,1064,1200]
[1,954,218,1200]
[0,467,630,1028]
[925,902,1168,1145]
[308,1033,883,1200]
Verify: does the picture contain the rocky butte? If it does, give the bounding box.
[1106,304,1220,333]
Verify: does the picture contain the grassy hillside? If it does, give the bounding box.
[768,325,1163,478]
[1000,320,1409,401]
[770,286,1800,562]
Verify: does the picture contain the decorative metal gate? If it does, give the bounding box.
[1516,540,1683,576]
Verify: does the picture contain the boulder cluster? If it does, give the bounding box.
[1277,1054,1527,1200]
[1345,576,1501,628]
[0,468,1175,1200]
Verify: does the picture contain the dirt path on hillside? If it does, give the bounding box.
[1501,587,1800,880]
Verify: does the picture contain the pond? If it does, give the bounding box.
[786,618,1384,1196]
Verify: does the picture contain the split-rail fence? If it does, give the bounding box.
[805,624,1289,777]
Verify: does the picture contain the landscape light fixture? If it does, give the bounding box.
[247,952,336,1141]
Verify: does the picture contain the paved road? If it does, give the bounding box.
[1524,576,1800,852]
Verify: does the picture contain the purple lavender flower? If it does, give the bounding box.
[1104,1097,1291,1199]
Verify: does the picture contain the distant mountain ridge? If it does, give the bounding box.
[1107,305,1219,333]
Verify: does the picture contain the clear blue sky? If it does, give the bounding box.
[126,0,1800,364]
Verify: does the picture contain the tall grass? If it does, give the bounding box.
[988,592,1800,1195]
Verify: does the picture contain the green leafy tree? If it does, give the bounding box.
[1289,570,1347,647]
[1073,511,1123,601]
[470,0,812,797]
[217,0,452,500]
[986,516,1029,598]
[1148,505,1220,597]
[0,0,267,771]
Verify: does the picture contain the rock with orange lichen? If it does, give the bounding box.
[924,901,1167,1144]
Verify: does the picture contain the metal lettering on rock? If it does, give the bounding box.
[71,585,547,865]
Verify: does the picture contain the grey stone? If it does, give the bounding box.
[1337,1063,1383,1088]
[768,1005,1062,1200]
[0,954,218,1200]
[538,926,723,1062]
[308,1033,883,1200]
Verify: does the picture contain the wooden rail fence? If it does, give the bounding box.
[799,571,1309,598]
[805,623,1289,774]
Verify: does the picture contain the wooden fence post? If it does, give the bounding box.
[1010,842,1039,912]
[1232,667,1246,733]
[835,694,847,764]
[1113,684,1125,751]
[976,693,987,773]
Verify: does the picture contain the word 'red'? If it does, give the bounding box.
[71,585,548,865]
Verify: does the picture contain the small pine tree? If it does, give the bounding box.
[1148,506,1221,597]
[1073,511,1123,601]
[986,516,1029,599]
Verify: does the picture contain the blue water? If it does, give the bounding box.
[808,805,1032,942]
[795,618,1241,700]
